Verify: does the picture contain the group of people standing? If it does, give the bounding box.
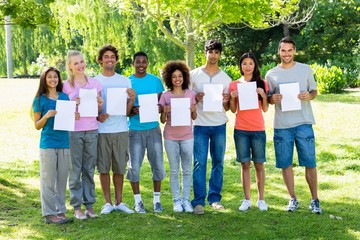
[32,36,322,224]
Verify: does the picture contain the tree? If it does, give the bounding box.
[108,0,307,68]
[0,0,56,78]
[301,0,360,86]
[50,0,184,75]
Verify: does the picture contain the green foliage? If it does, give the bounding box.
[0,0,56,28]
[311,63,347,94]
[222,65,240,80]
[260,62,277,79]
[301,0,360,87]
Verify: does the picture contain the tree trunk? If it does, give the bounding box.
[283,24,290,37]
[185,9,195,69]
[186,35,195,69]
[21,29,28,76]
[5,15,13,78]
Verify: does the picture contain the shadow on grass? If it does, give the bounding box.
[315,89,360,104]
[1,159,360,239]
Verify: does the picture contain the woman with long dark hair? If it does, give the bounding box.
[229,52,269,212]
[32,67,74,224]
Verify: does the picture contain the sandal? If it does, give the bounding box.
[45,215,68,224]
[57,213,74,223]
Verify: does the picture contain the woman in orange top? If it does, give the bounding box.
[229,52,269,212]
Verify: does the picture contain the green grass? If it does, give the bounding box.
[0,79,359,239]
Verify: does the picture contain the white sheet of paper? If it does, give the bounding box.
[54,100,76,131]
[280,82,301,111]
[237,82,258,110]
[78,88,98,117]
[138,93,159,123]
[203,84,223,112]
[107,88,127,115]
[171,98,191,126]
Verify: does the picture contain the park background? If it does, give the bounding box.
[0,0,360,239]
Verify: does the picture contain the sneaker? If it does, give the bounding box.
[309,199,322,214]
[134,201,146,214]
[182,200,193,213]
[257,200,268,211]
[154,202,163,213]
[173,201,183,212]
[113,202,135,214]
[286,198,299,212]
[211,202,224,210]
[239,199,252,211]
[194,204,204,215]
[100,203,113,214]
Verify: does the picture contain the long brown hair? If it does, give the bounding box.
[32,67,62,117]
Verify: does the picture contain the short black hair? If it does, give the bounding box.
[133,51,148,61]
[205,39,223,53]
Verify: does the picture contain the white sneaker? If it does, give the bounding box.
[113,202,135,214]
[239,199,252,211]
[173,201,183,212]
[257,200,268,211]
[182,200,193,213]
[134,201,146,214]
[100,203,113,214]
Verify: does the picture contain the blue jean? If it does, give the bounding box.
[192,124,226,206]
[274,124,316,168]
[234,129,266,163]
[164,139,193,202]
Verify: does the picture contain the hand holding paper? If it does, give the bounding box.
[78,88,98,117]
[279,82,301,112]
[54,100,76,131]
[106,88,127,115]
[170,98,191,126]
[237,82,258,110]
[138,93,159,123]
[203,84,223,112]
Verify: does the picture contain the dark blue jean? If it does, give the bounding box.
[191,124,226,206]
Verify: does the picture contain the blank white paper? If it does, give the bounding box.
[171,98,191,126]
[280,82,301,112]
[138,93,159,123]
[54,100,76,131]
[237,82,258,111]
[78,88,98,117]
[203,84,223,112]
[107,88,127,115]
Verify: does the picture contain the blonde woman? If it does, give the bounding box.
[63,50,103,220]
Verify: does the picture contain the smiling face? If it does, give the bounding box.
[240,57,255,78]
[278,42,296,67]
[133,55,148,77]
[171,69,183,88]
[68,54,86,75]
[100,50,117,71]
[45,70,59,89]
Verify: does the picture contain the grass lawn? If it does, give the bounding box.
[0,78,359,240]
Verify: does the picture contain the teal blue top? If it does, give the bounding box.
[33,92,70,149]
[128,73,164,130]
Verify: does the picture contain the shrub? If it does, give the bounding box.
[311,63,347,94]
[222,65,240,80]
[260,62,277,79]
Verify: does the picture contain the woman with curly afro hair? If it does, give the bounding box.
[159,60,197,213]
